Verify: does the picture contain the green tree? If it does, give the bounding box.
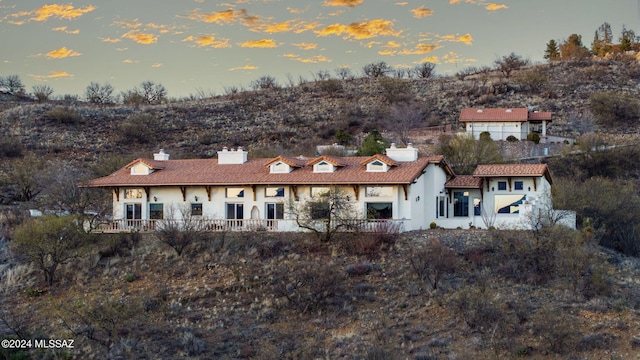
[544,39,561,61]
[619,25,636,53]
[358,129,389,156]
[1,155,47,202]
[588,91,640,124]
[437,134,503,174]
[592,22,613,56]
[334,128,352,145]
[493,52,530,78]
[12,215,89,285]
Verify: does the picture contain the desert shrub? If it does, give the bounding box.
[378,77,412,103]
[250,75,280,90]
[526,132,540,144]
[506,135,519,142]
[410,239,457,290]
[589,91,640,125]
[272,262,346,314]
[181,331,207,356]
[118,114,162,144]
[0,136,23,158]
[531,307,581,354]
[479,131,492,141]
[429,222,437,229]
[44,106,83,125]
[317,79,343,95]
[446,286,503,332]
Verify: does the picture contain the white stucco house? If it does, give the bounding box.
[83,145,572,232]
[460,108,552,143]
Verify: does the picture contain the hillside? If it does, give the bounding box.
[2,228,640,359]
[2,59,640,165]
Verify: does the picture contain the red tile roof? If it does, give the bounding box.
[473,164,552,184]
[306,155,345,167]
[263,155,305,167]
[459,108,552,123]
[445,175,483,189]
[359,154,398,166]
[83,155,451,187]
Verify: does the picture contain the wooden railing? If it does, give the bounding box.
[93,219,403,233]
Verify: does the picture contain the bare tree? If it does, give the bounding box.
[362,61,390,78]
[0,75,25,94]
[32,84,54,101]
[250,75,280,90]
[335,67,354,80]
[140,81,167,104]
[384,103,424,145]
[414,62,436,79]
[289,187,359,242]
[493,52,530,78]
[409,239,457,290]
[156,205,207,256]
[85,82,115,105]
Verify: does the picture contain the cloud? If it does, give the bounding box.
[287,6,309,14]
[14,4,96,22]
[182,35,231,48]
[411,6,433,18]
[485,3,507,11]
[181,8,257,25]
[101,37,121,43]
[29,71,74,80]
[114,18,142,29]
[398,43,439,55]
[323,0,363,7]
[293,42,318,50]
[396,2,409,5]
[121,30,158,44]
[239,39,278,48]
[250,20,293,33]
[284,53,331,63]
[46,47,81,59]
[122,59,137,63]
[418,56,440,64]
[438,33,473,45]
[51,26,79,34]
[316,19,401,40]
[229,64,258,71]
[152,63,163,68]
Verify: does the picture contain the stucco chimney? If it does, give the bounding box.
[218,146,248,164]
[153,149,170,161]
[385,143,418,162]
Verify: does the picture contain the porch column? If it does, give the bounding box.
[542,121,547,137]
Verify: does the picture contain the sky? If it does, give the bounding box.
[1,0,639,99]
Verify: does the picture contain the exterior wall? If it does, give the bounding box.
[436,189,483,229]
[466,121,524,141]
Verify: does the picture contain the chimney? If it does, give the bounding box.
[218,146,248,164]
[385,143,418,162]
[153,149,170,161]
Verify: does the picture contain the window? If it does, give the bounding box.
[270,162,290,173]
[125,188,143,199]
[311,187,330,197]
[497,181,507,191]
[125,203,142,220]
[266,187,285,197]
[191,203,203,216]
[514,181,524,190]
[310,202,330,219]
[314,161,333,173]
[366,203,392,219]
[367,160,386,172]
[226,187,244,198]
[365,186,393,197]
[474,198,481,216]
[149,203,163,219]
[437,196,446,218]
[453,191,469,217]
[266,203,284,220]
[226,203,244,219]
[495,194,526,214]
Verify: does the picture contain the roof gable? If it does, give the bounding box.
[473,164,552,184]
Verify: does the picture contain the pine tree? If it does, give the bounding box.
[544,39,561,61]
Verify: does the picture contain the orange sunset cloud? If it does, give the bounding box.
[316,19,401,40]
[239,39,278,48]
[46,47,81,59]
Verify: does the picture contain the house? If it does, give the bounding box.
[82,145,572,233]
[459,108,552,143]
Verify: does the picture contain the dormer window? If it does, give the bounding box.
[314,160,335,173]
[270,161,291,174]
[129,162,154,175]
[367,160,388,172]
